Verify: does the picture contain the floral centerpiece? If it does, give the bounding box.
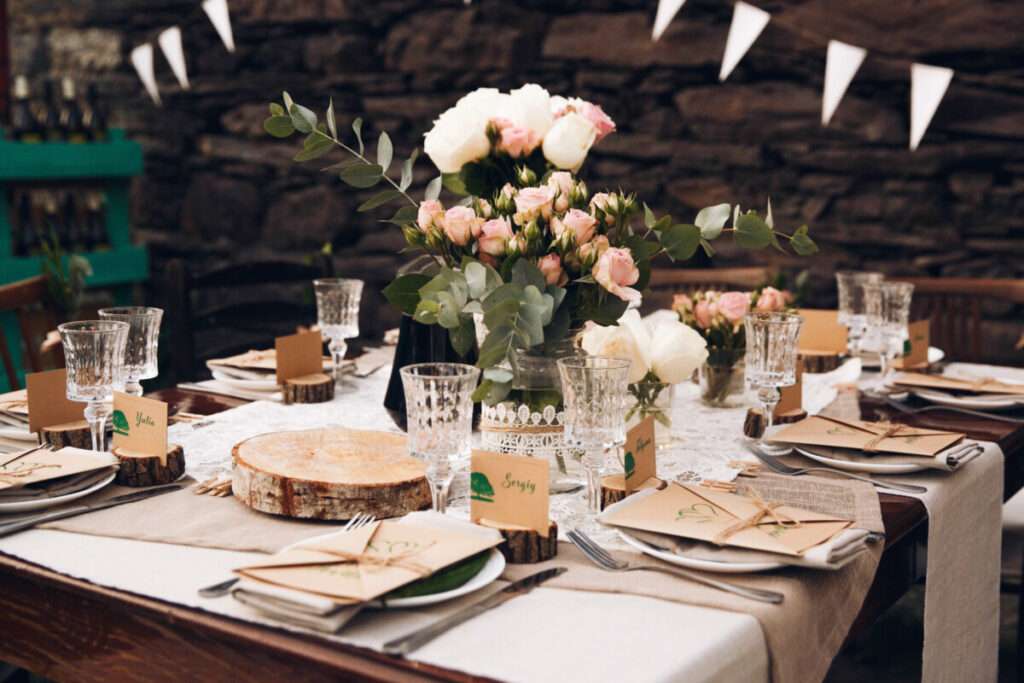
[673,286,791,406]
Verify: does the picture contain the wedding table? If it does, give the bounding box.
[0,370,1018,682]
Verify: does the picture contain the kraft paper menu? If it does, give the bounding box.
[893,372,1024,396]
[470,450,550,536]
[0,447,117,491]
[767,415,963,456]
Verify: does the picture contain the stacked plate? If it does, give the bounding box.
[0,446,119,513]
[902,363,1024,411]
[0,390,35,452]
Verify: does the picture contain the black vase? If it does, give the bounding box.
[384,314,478,430]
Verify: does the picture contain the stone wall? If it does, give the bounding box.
[9,0,1024,360]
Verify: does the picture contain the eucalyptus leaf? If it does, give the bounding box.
[473,378,512,405]
[465,261,487,299]
[734,213,773,249]
[660,223,701,261]
[352,117,364,155]
[288,103,317,134]
[269,102,284,116]
[377,132,393,172]
[382,273,431,314]
[483,367,513,384]
[643,203,657,229]
[790,225,819,255]
[425,176,443,201]
[765,197,774,229]
[695,203,731,240]
[326,98,337,139]
[293,133,333,161]
[413,298,440,325]
[339,163,384,189]
[449,315,476,357]
[383,205,418,227]
[264,115,294,138]
[442,172,468,196]
[282,92,294,110]
[400,149,419,192]
[510,259,546,290]
[358,189,401,211]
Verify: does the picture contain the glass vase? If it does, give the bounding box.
[699,355,747,408]
[626,380,676,448]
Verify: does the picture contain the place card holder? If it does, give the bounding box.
[600,416,662,509]
[110,392,185,487]
[26,369,90,448]
[276,331,334,404]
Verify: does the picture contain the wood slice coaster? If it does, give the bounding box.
[774,408,808,424]
[113,444,186,487]
[231,428,431,520]
[798,351,841,374]
[282,373,335,405]
[743,409,768,439]
[39,419,91,449]
[600,474,663,510]
[480,520,558,564]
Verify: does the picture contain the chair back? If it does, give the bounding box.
[644,266,775,313]
[163,255,334,383]
[0,275,54,390]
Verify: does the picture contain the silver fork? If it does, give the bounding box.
[746,446,927,495]
[197,512,377,598]
[567,529,784,605]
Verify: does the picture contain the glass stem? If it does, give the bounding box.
[757,386,780,442]
[84,401,111,452]
[584,447,604,515]
[878,351,891,388]
[426,460,453,514]
[329,338,348,386]
[124,378,143,397]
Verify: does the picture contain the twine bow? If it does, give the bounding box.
[711,490,802,546]
[309,542,437,577]
[863,421,907,452]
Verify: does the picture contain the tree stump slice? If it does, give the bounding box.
[113,444,186,487]
[231,428,431,520]
[775,408,808,424]
[799,351,841,374]
[40,420,91,449]
[482,521,558,564]
[744,409,768,439]
[282,373,335,405]
[600,474,662,510]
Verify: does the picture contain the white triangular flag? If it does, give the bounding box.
[652,0,688,41]
[202,0,236,53]
[130,44,161,106]
[822,40,866,125]
[910,63,953,150]
[719,2,770,81]
[158,27,190,90]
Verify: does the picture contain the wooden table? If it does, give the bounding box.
[0,387,1019,682]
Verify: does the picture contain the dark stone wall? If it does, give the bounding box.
[9,0,1024,357]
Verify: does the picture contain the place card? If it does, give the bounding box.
[600,483,851,556]
[26,369,85,434]
[624,416,656,494]
[275,330,324,384]
[894,320,930,369]
[768,415,963,456]
[111,392,169,464]
[470,450,550,536]
[774,359,804,418]
[797,309,848,354]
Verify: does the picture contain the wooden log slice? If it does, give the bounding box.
[113,444,186,487]
[39,420,91,449]
[600,474,662,510]
[775,408,808,425]
[282,373,335,405]
[743,408,768,439]
[496,521,558,564]
[231,428,431,520]
[799,351,841,374]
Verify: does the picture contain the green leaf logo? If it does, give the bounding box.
[624,452,636,479]
[470,472,495,502]
[112,410,129,436]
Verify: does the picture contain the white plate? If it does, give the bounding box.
[941,362,1024,386]
[862,346,944,369]
[0,470,117,514]
[0,425,35,442]
[794,446,926,474]
[617,530,784,574]
[371,548,506,608]
[911,388,1021,411]
[210,368,279,392]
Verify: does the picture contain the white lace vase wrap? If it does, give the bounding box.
[480,401,583,492]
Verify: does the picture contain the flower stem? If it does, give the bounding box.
[312,129,419,208]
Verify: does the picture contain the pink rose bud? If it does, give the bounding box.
[673,293,693,313]
[477,217,514,256]
[755,286,787,312]
[499,125,540,158]
[578,101,616,141]
[694,301,713,329]
[443,206,477,247]
[718,291,751,324]
[538,253,567,287]
[592,247,641,304]
[514,186,555,222]
[417,199,444,233]
[560,208,597,245]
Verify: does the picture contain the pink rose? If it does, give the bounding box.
[417,199,443,233]
[499,125,540,158]
[578,234,610,266]
[477,217,513,256]
[578,101,616,141]
[538,253,567,286]
[693,301,713,329]
[592,247,641,304]
[514,186,555,222]
[673,293,693,315]
[558,208,597,245]
[755,286,787,312]
[718,291,751,324]
[547,171,574,212]
[443,206,478,247]
[590,192,610,212]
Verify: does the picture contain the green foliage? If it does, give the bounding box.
[39,232,92,318]
[382,273,431,314]
[660,224,701,261]
[733,212,774,249]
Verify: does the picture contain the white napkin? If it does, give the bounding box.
[804,357,862,415]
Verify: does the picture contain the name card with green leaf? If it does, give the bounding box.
[624,415,657,494]
[112,392,169,464]
[470,450,550,536]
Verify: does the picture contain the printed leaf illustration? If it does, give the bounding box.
[112,410,130,436]
[624,451,636,479]
[470,472,495,502]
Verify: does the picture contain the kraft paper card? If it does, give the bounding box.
[112,392,169,464]
[26,369,85,434]
[893,371,1024,396]
[894,320,930,369]
[624,416,656,494]
[470,450,550,536]
[275,331,324,384]
[0,389,28,417]
[235,520,501,602]
[798,309,848,354]
[767,415,963,456]
[774,359,803,417]
[0,447,117,492]
[600,483,851,556]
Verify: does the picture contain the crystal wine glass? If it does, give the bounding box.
[863,281,915,388]
[743,312,803,455]
[557,356,631,528]
[400,362,480,513]
[57,320,129,452]
[314,278,364,386]
[98,306,163,396]
[835,271,883,357]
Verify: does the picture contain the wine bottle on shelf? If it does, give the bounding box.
[62,191,86,252]
[82,84,109,141]
[58,77,88,143]
[12,191,35,256]
[9,75,43,143]
[40,191,63,250]
[39,79,64,142]
[85,192,109,250]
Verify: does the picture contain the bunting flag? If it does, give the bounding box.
[202,0,236,53]
[652,0,688,42]
[910,63,954,150]
[822,40,867,126]
[158,27,190,90]
[719,2,771,81]
[130,44,161,106]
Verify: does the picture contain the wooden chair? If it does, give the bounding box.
[644,266,775,313]
[903,277,1024,362]
[163,256,334,384]
[0,275,55,390]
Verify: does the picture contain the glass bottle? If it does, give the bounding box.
[59,77,87,143]
[9,75,43,143]
[82,83,108,141]
[39,79,63,142]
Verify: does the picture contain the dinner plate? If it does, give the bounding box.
[940,362,1024,386]
[862,346,944,369]
[617,530,784,573]
[0,470,117,514]
[209,368,280,392]
[0,425,35,442]
[793,446,927,474]
[911,388,1022,411]
[371,548,506,608]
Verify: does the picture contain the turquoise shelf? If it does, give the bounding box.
[0,130,142,180]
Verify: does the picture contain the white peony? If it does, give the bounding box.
[647,316,709,384]
[424,88,502,173]
[542,112,598,170]
[505,83,554,138]
[579,310,651,384]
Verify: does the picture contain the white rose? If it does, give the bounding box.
[580,309,651,384]
[424,88,502,174]
[542,112,598,171]
[506,83,553,138]
[647,317,709,384]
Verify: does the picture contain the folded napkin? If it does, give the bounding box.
[177,381,284,403]
[792,441,983,473]
[0,465,118,501]
[353,346,394,378]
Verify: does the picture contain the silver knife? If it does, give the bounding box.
[383,566,568,656]
[0,484,184,538]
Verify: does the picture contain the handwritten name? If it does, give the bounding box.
[636,436,653,453]
[135,411,155,428]
[503,471,536,495]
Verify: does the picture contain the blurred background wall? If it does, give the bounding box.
[8,0,1024,354]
